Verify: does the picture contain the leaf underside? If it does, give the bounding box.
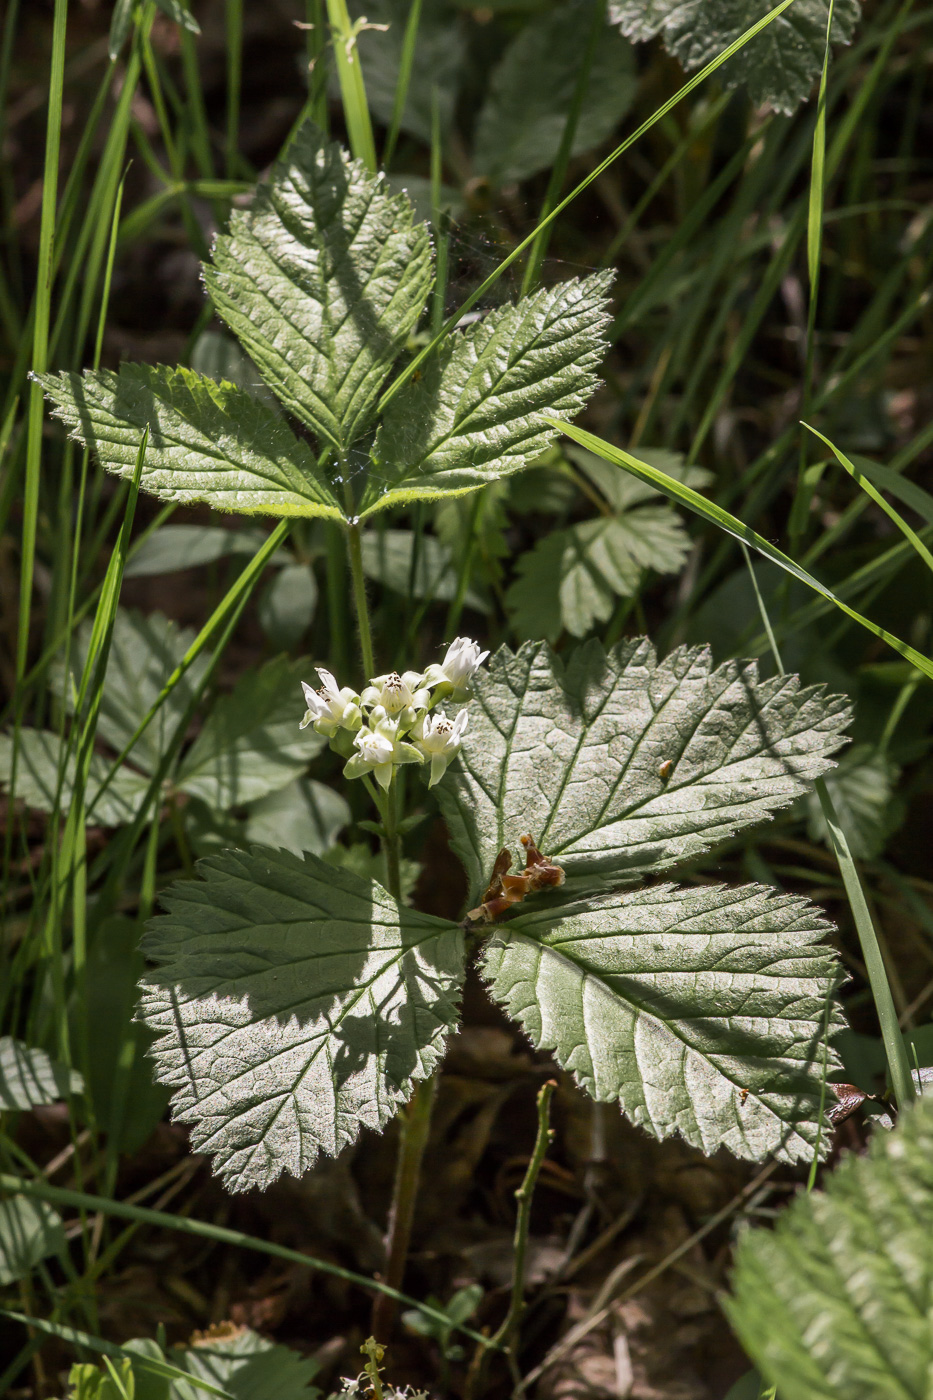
[436,637,852,904]
[484,882,843,1163]
[727,1093,933,1398]
[204,123,433,454]
[368,272,613,515]
[37,364,343,519]
[609,0,861,114]
[140,847,463,1192]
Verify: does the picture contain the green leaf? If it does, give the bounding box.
[361,528,485,607]
[806,744,902,861]
[0,1036,84,1109]
[484,882,843,1162]
[726,1093,933,1398]
[80,917,171,1155]
[368,273,613,514]
[474,3,637,184]
[203,124,433,454]
[154,0,200,35]
[244,779,351,857]
[435,638,851,903]
[168,1325,320,1400]
[176,656,325,808]
[507,508,691,640]
[257,564,318,649]
[0,728,150,826]
[37,365,343,520]
[609,0,861,114]
[348,0,464,143]
[125,525,272,578]
[0,1196,66,1285]
[61,611,208,778]
[140,847,463,1191]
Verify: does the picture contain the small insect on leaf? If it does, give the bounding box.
[739,1088,750,1106]
[467,834,564,922]
[658,758,673,780]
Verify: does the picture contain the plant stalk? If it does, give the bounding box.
[492,1080,556,1354]
[371,1071,438,1340]
[345,518,375,679]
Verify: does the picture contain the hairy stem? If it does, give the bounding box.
[345,518,375,680]
[371,1072,438,1340]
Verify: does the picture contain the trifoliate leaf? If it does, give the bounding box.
[203,124,433,455]
[806,743,902,860]
[368,273,613,514]
[348,0,464,143]
[0,1197,66,1285]
[177,656,325,808]
[436,638,851,902]
[170,1323,321,1400]
[474,3,637,184]
[609,0,861,114]
[60,610,208,778]
[0,1036,84,1109]
[484,883,843,1163]
[38,364,343,519]
[507,507,691,640]
[726,1093,933,1398]
[244,779,350,858]
[0,729,150,826]
[140,847,463,1191]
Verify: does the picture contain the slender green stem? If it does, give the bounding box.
[345,518,375,679]
[382,0,423,169]
[491,1080,556,1355]
[325,0,377,172]
[382,776,402,904]
[371,1072,438,1341]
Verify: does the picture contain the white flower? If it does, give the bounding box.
[344,716,424,790]
[422,637,489,698]
[360,669,430,720]
[412,707,468,787]
[299,669,362,737]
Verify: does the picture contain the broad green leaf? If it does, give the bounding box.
[348,0,464,143]
[60,611,208,778]
[0,728,150,826]
[474,3,637,184]
[507,508,691,640]
[168,1325,320,1400]
[0,1036,84,1110]
[322,842,421,907]
[176,656,325,808]
[368,273,612,514]
[257,563,318,649]
[38,365,343,520]
[436,638,851,903]
[244,779,351,857]
[609,0,861,114]
[203,124,433,454]
[484,882,843,1162]
[361,528,485,608]
[125,525,271,578]
[806,744,902,861]
[0,1196,66,1285]
[140,847,464,1191]
[726,1093,933,1398]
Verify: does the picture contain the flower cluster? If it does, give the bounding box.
[299,638,488,791]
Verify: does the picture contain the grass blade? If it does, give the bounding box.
[550,420,933,683]
[325,0,377,172]
[0,1174,499,1348]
